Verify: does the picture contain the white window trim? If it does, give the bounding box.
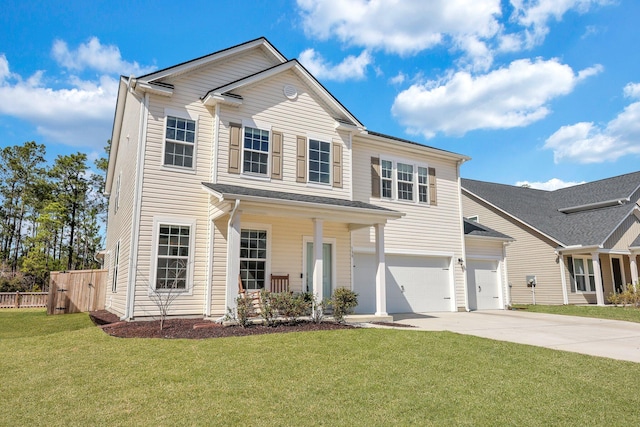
[379,155,430,205]
[302,236,337,295]
[114,172,121,213]
[149,216,197,295]
[572,256,597,294]
[111,241,120,293]
[240,119,272,178]
[161,109,198,173]
[307,134,333,186]
[240,222,272,291]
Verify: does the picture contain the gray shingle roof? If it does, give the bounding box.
[202,183,398,213]
[462,173,640,247]
[463,218,512,240]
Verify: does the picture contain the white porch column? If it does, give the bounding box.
[631,254,639,290]
[592,252,605,306]
[374,223,387,316]
[559,253,569,305]
[225,209,242,311]
[313,219,324,302]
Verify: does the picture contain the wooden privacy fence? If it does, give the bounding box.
[47,270,107,315]
[0,292,48,308]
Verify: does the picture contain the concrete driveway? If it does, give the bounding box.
[392,310,640,363]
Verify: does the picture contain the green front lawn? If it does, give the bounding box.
[513,304,640,323]
[3,309,640,426]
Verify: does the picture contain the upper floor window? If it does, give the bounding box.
[397,163,414,201]
[381,160,393,199]
[165,116,196,168]
[243,127,269,175]
[308,139,331,184]
[377,158,433,205]
[114,172,121,213]
[418,167,429,203]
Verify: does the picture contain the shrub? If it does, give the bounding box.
[271,292,310,324]
[234,294,256,328]
[258,289,276,326]
[607,284,640,308]
[331,288,358,323]
[310,295,329,324]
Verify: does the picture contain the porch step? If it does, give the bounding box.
[344,314,394,324]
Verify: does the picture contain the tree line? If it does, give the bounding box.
[0,141,108,291]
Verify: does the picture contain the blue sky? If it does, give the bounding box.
[1,0,639,189]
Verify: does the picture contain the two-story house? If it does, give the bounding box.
[103,38,508,321]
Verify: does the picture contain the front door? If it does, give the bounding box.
[305,242,332,299]
[612,257,624,293]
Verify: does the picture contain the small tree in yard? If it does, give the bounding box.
[331,288,358,323]
[145,259,190,331]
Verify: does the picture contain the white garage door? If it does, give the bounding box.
[353,253,453,314]
[467,260,501,310]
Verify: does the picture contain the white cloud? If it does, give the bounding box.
[515,178,585,190]
[296,0,611,69]
[391,58,601,138]
[623,82,640,99]
[389,72,406,85]
[299,48,372,81]
[510,0,612,48]
[0,39,155,150]
[52,37,155,75]
[297,0,502,65]
[544,99,640,163]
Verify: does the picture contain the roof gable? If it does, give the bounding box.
[462,173,640,247]
[201,59,363,128]
[136,37,287,83]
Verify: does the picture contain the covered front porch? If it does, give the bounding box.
[559,246,640,306]
[202,183,403,318]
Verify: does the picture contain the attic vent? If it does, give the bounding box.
[283,84,298,100]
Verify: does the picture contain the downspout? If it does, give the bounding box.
[123,91,149,321]
[211,103,220,184]
[216,199,241,322]
[503,241,512,308]
[457,159,469,312]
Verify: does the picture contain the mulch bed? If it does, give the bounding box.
[89,310,355,339]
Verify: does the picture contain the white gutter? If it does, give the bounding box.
[123,92,149,321]
[457,159,469,312]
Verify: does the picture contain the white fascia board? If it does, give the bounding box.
[462,187,565,246]
[465,235,514,242]
[557,244,602,254]
[105,77,129,194]
[201,93,243,107]
[136,82,173,96]
[359,132,470,164]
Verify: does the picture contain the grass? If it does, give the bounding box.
[513,304,640,323]
[3,309,640,426]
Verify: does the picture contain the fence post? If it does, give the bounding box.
[14,292,20,308]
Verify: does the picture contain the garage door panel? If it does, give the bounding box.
[354,253,452,314]
[467,260,501,310]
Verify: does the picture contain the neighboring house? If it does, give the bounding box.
[103,37,506,321]
[462,172,640,306]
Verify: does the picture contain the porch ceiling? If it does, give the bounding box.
[202,182,403,225]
